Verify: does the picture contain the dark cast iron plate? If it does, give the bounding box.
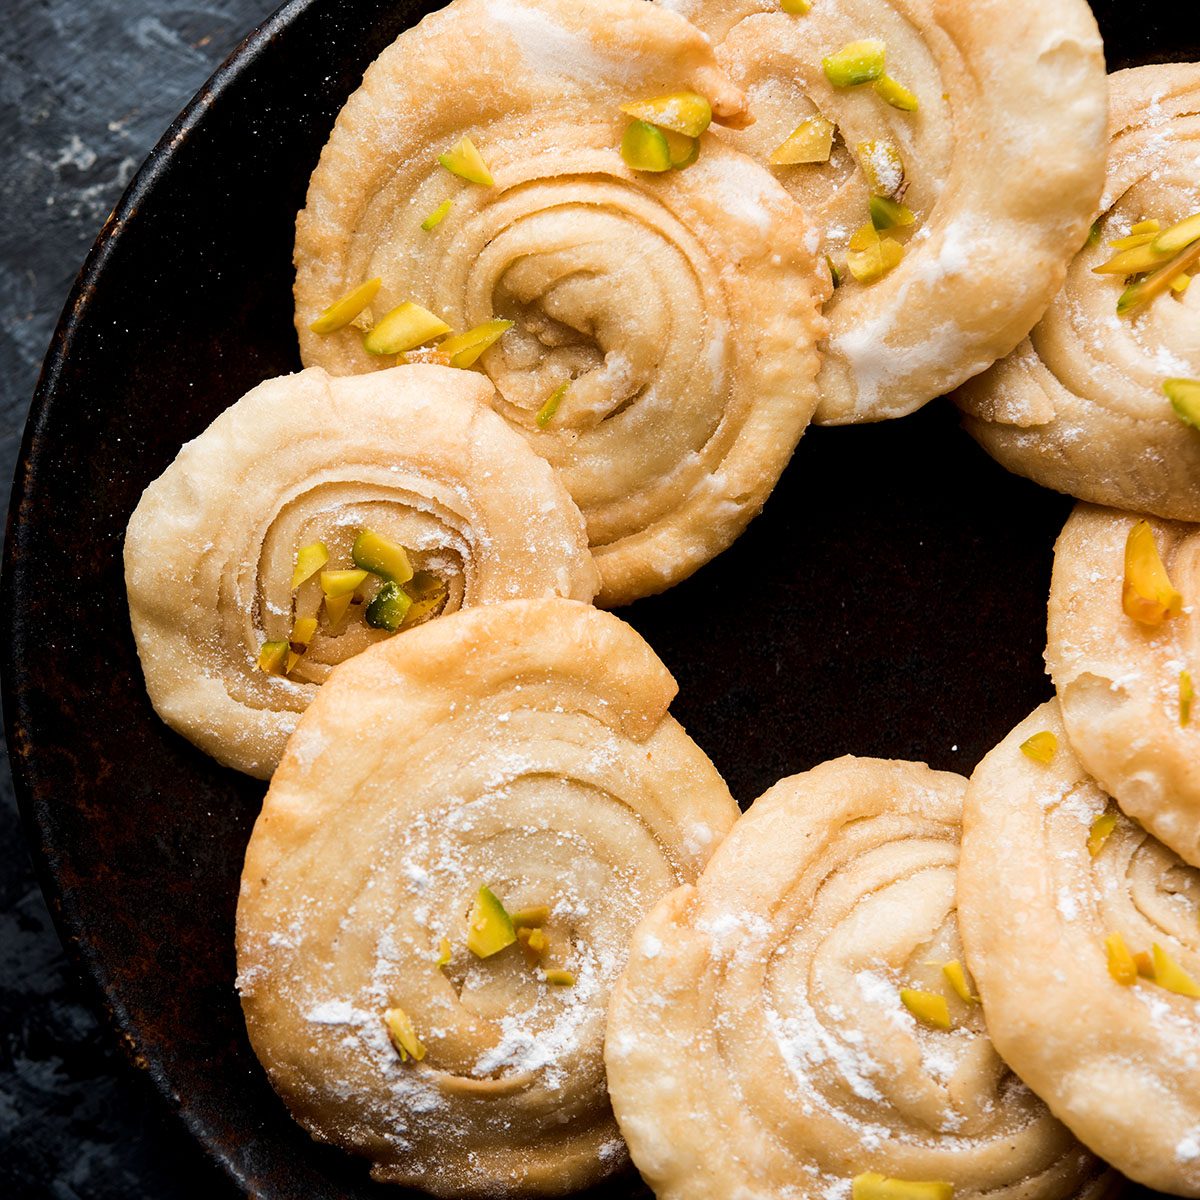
[3,0,1197,1195]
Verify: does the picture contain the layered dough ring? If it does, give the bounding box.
[294,0,827,605]
[1047,504,1200,865]
[659,0,1107,423]
[960,701,1200,1195]
[236,598,740,1196]
[958,64,1200,519]
[606,756,1108,1200]
[124,365,597,779]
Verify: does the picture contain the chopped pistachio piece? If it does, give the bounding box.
[383,1006,426,1062]
[438,319,514,369]
[309,278,383,335]
[1093,242,1173,275]
[1105,933,1137,986]
[320,569,370,598]
[257,640,288,675]
[852,1174,953,1200]
[846,223,904,283]
[438,136,494,186]
[1118,237,1200,316]
[1152,943,1200,998]
[1152,211,1200,255]
[781,0,811,12]
[827,255,841,288]
[544,968,575,986]
[1171,273,1192,295]
[1107,231,1158,252]
[874,75,918,111]
[856,139,905,198]
[1165,378,1200,430]
[518,926,548,965]
[435,936,452,968]
[537,382,569,428]
[511,905,551,929]
[770,116,836,166]
[365,581,412,632]
[620,92,712,139]
[421,200,453,231]
[291,616,318,649]
[1019,730,1057,764]
[353,530,414,585]
[291,541,329,590]
[869,195,915,231]
[621,120,673,173]
[899,988,951,1030]
[1131,219,1161,236]
[467,886,517,958]
[1135,950,1156,979]
[1181,670,1194,727]
[823,39,887,88]
[663,128,700,169]
[363,302,452,356]
[323,592,354,628]
[1087,807,1119,857]
[401,573,450,629]
[1122,519,1183,626]
[941,960,978,1004]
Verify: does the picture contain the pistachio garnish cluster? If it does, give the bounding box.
[257,528,448,676]
[898,959,978,1032]
[618,91,711,173]
[465,885,574,983]
[822,39,919,112]
[1093,212,1200,316]
[1105,932,1200,998]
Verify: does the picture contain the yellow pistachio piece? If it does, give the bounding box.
[438,136,494,186]
[1105,933,1138,986]
[518,926,548,965]
[1122,519,1183,626]
[1106,231,1157,252]
[511,905,551,929]
[941,960,978,1004]
[309,278,382,335]
[1118,237,1200,316]
[899,988,951,1030]
[1171,273,1192,296]
[383,1007,426,1062]
[824,40,887,88]
[320,569,369,599]
[846,223,904,284]
[1166,378,1200,430]
[1181,670,1194,727]
[852,1174,953,1200]
[769,116,835,165]
[1151,944,1200,997]
[435,937,452,968]
[438,319,514,369]
[781,0,811,12]
[544,968,575,986]
[323,592,354,628]
[1087,806,1119,857]
[257,640,288,675]
[873,75,918,111]
[421,200,453,232]
[869,195,915,231]
[353,529,414,585]
[1131,219,1161,236]
[363,302,452,357]
[466,886,516,958]
[1152,211,1200,255]
[291,616,318,649]
[1093,242,1174,275]
[620,92,712,139]
[291,541,329,589]
[621,120,673,173]
[663,128,700,169]
[537,382,569,428]
[1019,730,1058,764]
[1133,950,1155,978]
[856,139,905,198]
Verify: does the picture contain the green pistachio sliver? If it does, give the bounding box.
[823,40,886,88]
[621,120,673,173]
[1165,378,1200,430]
[619,92,712,139]
[869,195,915,231]
[421,200,453,231]
[873,75,918,111]
[537,382,569,428]
[309,278,382,335]
[1152,211,1200,255]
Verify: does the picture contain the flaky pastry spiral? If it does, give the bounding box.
[124,366,596,779]
[606,757,1107,1200]
[659,0,1107,423]
[960,701,1200,1196]
[236,598,740,1196]
[295,0,826,604]
[958,64,1200,519]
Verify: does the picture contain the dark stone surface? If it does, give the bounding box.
[1,5,270,1196]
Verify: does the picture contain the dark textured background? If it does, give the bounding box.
[1,5,266,1195]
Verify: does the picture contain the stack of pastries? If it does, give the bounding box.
[121,0,1200,1196]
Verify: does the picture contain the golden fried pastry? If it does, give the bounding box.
[236,598,740,1196]
[294,0,827,605]
[1047,503,1200,865]
[606,757,1108,1200]
[124,365,597,779]
[959,64,1200,519]
[659,0,1107,424]
[960,701,1200,1196]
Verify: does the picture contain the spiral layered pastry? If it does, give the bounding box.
[294,0,827,605]
[235,598,740,1196]
[960,701,1200,1195]
[958,64,1200,520]
[124,366,597,779]
[1046,504,1200,866]
[657,0,1107,424]
[605,757,1107,1200]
